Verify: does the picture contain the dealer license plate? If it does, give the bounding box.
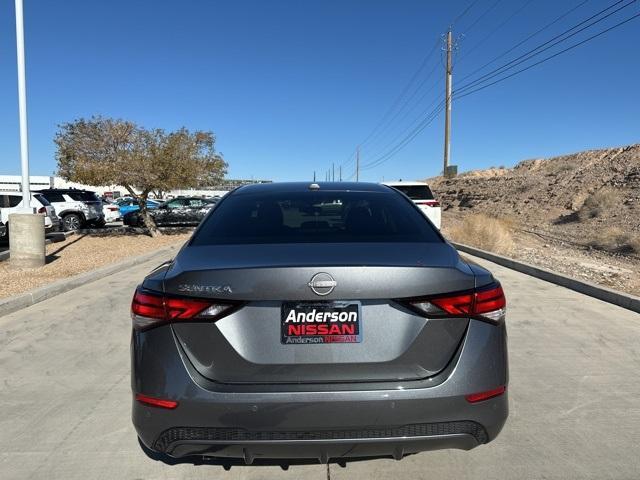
[281,302,362,344]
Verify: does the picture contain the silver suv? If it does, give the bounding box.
[36,189,104,231]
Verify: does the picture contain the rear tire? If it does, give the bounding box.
[62,213,82,231]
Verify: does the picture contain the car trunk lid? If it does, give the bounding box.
[164,242,473,384]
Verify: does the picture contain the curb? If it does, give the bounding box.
[0,243,180,318]
[452,242,640,314]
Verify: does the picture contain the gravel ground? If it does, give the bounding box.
[0,232,190,299]
[442,212,640,297]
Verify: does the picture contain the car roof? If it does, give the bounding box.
[233,182,391,195]
[4,191,42,197]
[37,188,96,194]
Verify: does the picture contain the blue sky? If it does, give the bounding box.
[0,0,638,182]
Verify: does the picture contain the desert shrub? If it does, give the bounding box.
[448,214,514,255]
[579,188,619,219]
[548,162,577,174]
[587,227,640,254]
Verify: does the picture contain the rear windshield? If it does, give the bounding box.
[191,191,442,245]
[34,194,51,206]
[67,191,100,202]
[389,185,434,200]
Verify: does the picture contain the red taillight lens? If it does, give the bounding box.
[164,296,214,319]
[403,283,506,323]
[465,385,506,403]
[135,393,178,409]
[475,284,506,314]
[37,207,47,214]
[131,291,165,319]
[131,288,237,330]
[430,293,474,315]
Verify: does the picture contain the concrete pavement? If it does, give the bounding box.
[0,252,639,479]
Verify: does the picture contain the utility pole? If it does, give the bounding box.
[313,171,316,182]
[332,162,335,182]
[356,146,360,182]
[443,27,453,176]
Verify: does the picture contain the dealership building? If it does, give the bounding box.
[0,175,271,199]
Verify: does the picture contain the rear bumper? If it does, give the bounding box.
[144,421,489,464]
[132,319,508,462]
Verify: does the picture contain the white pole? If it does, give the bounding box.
[15,0,32,212]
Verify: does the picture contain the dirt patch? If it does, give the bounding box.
[431,143,640,297]
[0,232,190,299]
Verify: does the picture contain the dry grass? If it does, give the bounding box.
[587,227,640,255]
[448,213,515,255]
[579,188,619,219]
[548,161,578,175]
[0,232,189,299]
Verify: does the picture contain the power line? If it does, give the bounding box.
[349,38,439,153]
[454,11,640,101]
[451,0,482,27]
[339,0,487,177]
[362,89,443,165]
[360,101,446,171]
[359,61,440,156]
[458,0,591,83]
[355,6,639,176]
[461,0,504,35]
[345,0,638,177]
[455,0,636,96]
[457,0,536,63]
[336,38,441,174]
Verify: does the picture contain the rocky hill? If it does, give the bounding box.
[429,144,640,295]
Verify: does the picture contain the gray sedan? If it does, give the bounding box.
[130,182,508,466]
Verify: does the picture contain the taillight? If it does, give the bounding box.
[131,288,238,330]
[37,207,47,215]
[401,283,506,323]
[416,200,440,207]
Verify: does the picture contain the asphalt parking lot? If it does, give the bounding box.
[0,252,639,479]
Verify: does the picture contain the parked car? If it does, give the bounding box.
[0,191,60,238]
[36,188,104,231]
[116,197,162,217]
[123,197,217,227]
[101,198,121,223]
[131,182,508,465]
[383,181,441,229]
[0,220,6,239]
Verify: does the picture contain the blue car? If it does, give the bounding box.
[116,198,162,217]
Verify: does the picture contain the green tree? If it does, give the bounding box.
[55,116,227,236]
